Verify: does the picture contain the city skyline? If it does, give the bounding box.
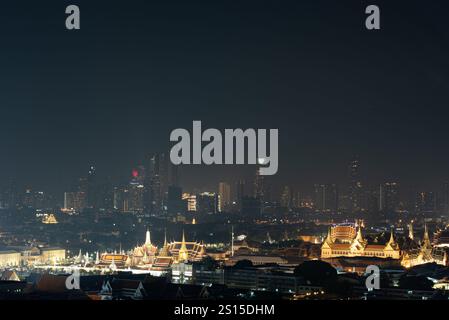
[2,155,449,217]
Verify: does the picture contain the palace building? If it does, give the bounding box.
[0,251,21,268]
[0,247,66,267]
[401,223,448,268]
[165,231,206,263]
[98,253,130,270]
[321,224,401,259]
[96,229,207,271]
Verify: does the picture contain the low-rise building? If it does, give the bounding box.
[0,251,21,268]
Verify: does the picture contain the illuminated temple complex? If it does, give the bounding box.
[401,223,448,268]
[98,229,206,271]
[321,223,401,259]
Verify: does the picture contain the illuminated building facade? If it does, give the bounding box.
[105,230,208,272]
[63,191,86,212]
[165,231,206,263]
[0,247,66,267]
[321,224,401,259]
[402,224,449,268]
[182,193,197,212]
[131,229,158,266]
[0,251,21,268]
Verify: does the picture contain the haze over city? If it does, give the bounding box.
[1,0,449,305]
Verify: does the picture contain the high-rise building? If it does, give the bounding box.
[314,184,338,212]
[364,190,379,213]
[147,154,163,215]
[182,193,197,212]
[168,185,183,214]
[196,192,219,214]
[0,184,17,209]
[218,182,231,213]
[22,188,33,208]
[113,186,124,211]
[86,165,98,209]
[254,167,265,214]
[416,191,436,213]
[380,182,400,212]
[348,156,363,212]
[292,190,301,209]
[64,191,87,212]
[235,180,246,212]
[443,181,449,215]
[128,183,145,213]
[280,186,292,210]
[254,168,264,200]
[146,152,178,216]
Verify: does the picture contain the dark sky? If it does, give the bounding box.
[0,0,448,195]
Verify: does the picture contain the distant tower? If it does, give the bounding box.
[236,180,246,212]
[443,181,449,215]
[231,225,235,257]
[281,186,292,210]
[348,156,362,212]
[218,182,231,212]
[254,167,265,214]
[87,165,98,209]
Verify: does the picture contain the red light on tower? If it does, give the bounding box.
[132,169,139,178]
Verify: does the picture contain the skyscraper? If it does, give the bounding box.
[380,182,400,212]
[443,181,449,215]
[218,182,231,212]
[280,186,292,210]
[416,191,436,213]
[196,192,219,214]
[254,167,264,214]
[147,154,163,216]
[64,191,86,212]
[235,180,246,212]
[128,183,145,214]
[348,156,363,212]
[314,184,338,212]
[168,185,183,214]
[86,165,98,209]
[146,152,177,216]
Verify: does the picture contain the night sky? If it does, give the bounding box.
[0,0,448,195]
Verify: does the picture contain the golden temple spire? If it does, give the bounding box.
[324,226,333,244]
[159,228,170,257]
[422,223,431,248]
[408,222,414,240]
[178,230,189,262]
[355,225,364,242]
[423,223,430,242]
[180,230,187,251]
[388,227,396,244]
[145,227,151,245]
